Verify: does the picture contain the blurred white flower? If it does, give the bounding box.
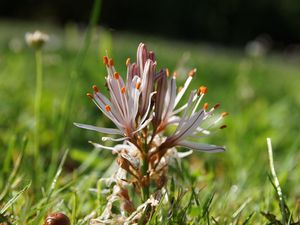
[25,30,49,49]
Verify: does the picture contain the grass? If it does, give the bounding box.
[0,19,300,224]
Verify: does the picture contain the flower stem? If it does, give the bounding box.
[141,156,149,201]
[141,133,149,202]
[34,49,43,182]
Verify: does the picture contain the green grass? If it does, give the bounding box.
[1,20,300,224]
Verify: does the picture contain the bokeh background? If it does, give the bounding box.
[2,0,300,47]
[1,0,300,223]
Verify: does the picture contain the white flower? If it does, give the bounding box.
[25,31,49,49]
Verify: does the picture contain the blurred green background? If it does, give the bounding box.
[1,0,300,223]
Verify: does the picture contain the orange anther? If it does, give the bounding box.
[114,72,120,80]
[198,86,207,95]
[136,82,141,90]
[188,68,196,77]
[121,86,126,94]
[213,103,220,109]
[203,102,209,110]
[92,85,99,92]
[220,125,227,129]
[103,56,108,65]
[86,93,93,99]
[221,112,229,117]
[109,58,114,67]
[173,71,177,78]
[105,105,111,112]
[126,58,131,67]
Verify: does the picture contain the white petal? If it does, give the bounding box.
[74,123,123,135]
[89,141,115,150]
[133,116,153,134]
[140,91,156,125]
[174,75,193,107]
[177,140,225,152]
[162,77,177,121]
[102,136,129,142]
[175,109,206,139]
[176,90,196,132]
[177,150,193,158]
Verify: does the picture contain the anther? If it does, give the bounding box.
[188,68,197,77]
[203,102,209,110]
[114,72,120,80]
[105,105,111,112]
[92,85,99,93]
[86,93,93,99]
[126,58,131,67]
[220,125,227,129]
[173,71,177,78]
[213,103,220,109]
[136,82,141,90]
[103,56,108,65]
[121,86,126,94]
[221,112,229,117]
[199,86,208,95]
[109,58,114,67]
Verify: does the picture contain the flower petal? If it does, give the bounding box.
[177,140,225,152]
[74,123,123,135]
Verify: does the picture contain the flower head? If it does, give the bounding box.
[75,42,226,154]
[25,31,49,49]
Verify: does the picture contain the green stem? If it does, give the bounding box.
[141,156,149,202]
[34,49,43,183]
[141,133,149,202]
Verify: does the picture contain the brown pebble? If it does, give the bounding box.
[44,212,71,225]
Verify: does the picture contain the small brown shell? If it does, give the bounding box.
[44,212,71,225]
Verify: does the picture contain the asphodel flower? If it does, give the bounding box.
[75,43,226,153]
[75,43,227,224]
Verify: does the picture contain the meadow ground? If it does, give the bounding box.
[1,20,300,224]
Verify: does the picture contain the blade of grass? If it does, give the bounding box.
[242,212,255,225]
[267,137,287,225]
[0,136,27,201]
[0,182,31,214]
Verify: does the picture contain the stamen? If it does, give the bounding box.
[166,68,170,77]
[136,82,141,90]
[126,58,131,67]
[198,86,207,95]
[121,86,126,94]
[221,112,229,117]
[92,85,99,93]
[178,86,183,92]
[213,103,220,109]
[203,102,209,110]
[109,58,114,67]
[114,72,120,80]
[188,68,197,77]
[105,105,111,112]
[220,125,227,129]
[103,56,108,65]
[86,93,93,99]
